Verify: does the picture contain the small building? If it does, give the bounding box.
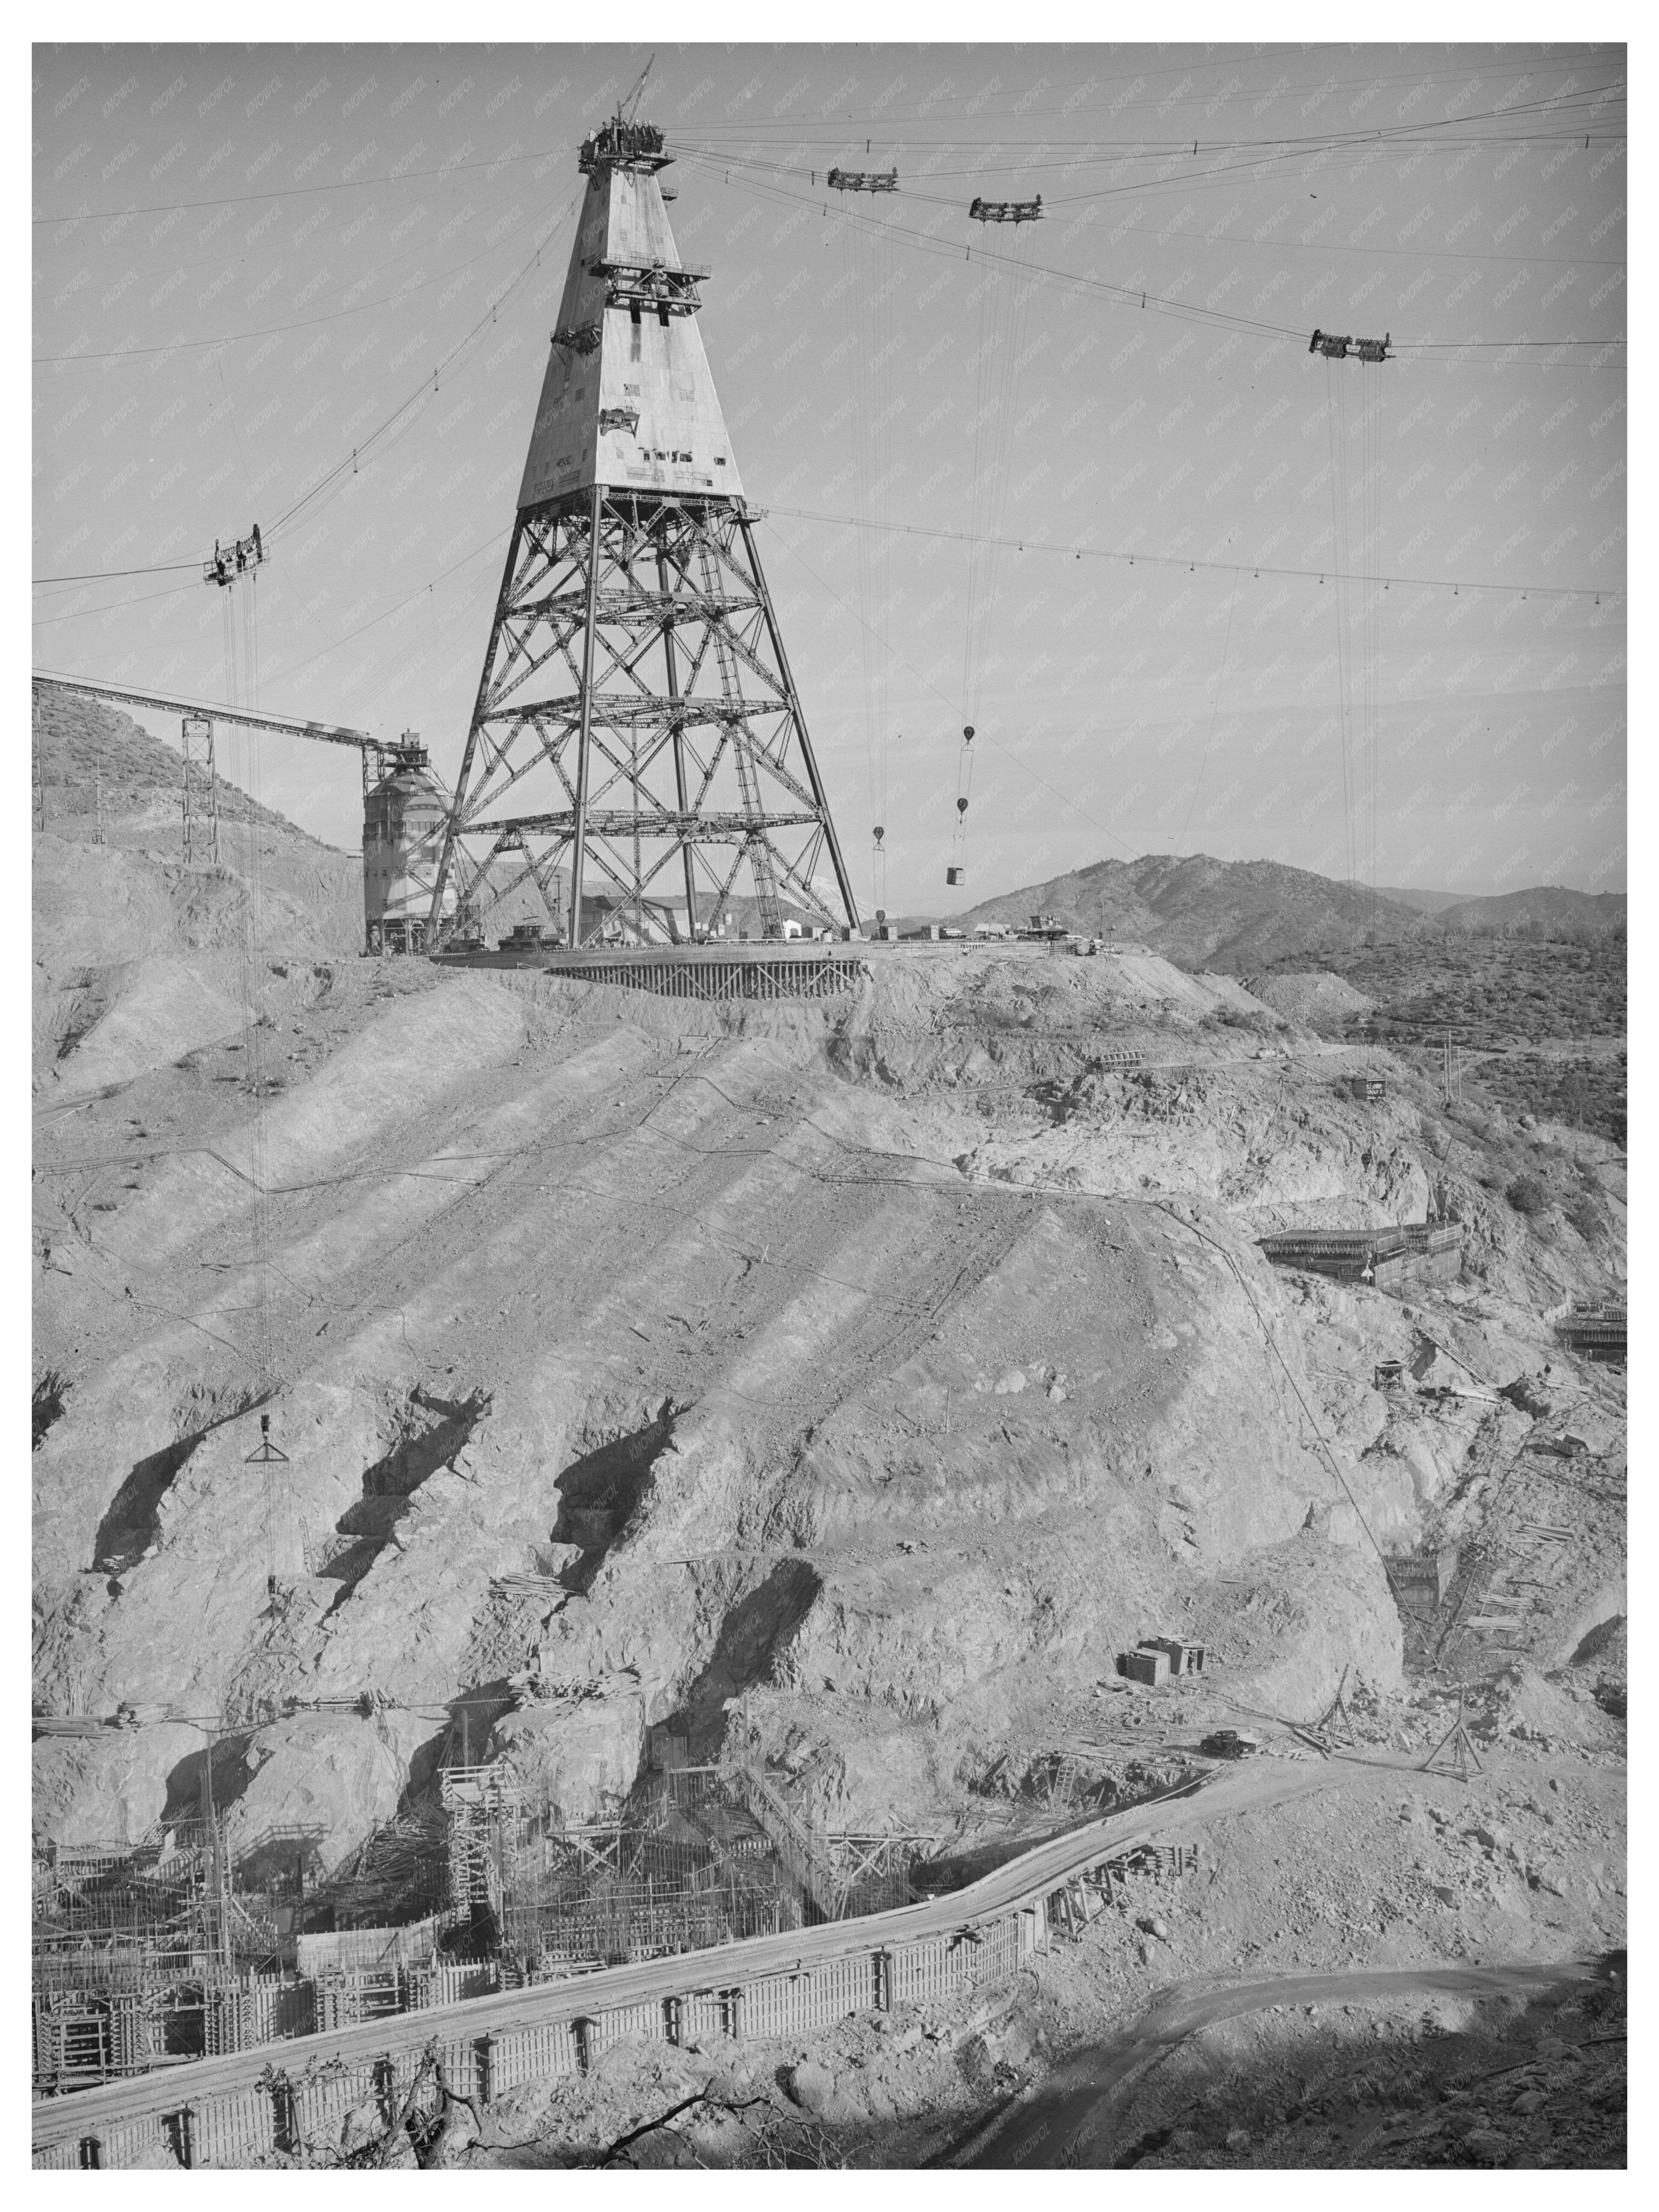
[1139,1636,1206,1677]
[900,924,943,941]
[1116,1646,1169,1687]
[500,919,558,951]
[1346,1074,1387,1103]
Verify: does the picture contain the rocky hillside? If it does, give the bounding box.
[31,693,1623,2176]
[32,684,360,1095]
[33,921,1623,1868]
[33,682,352,848]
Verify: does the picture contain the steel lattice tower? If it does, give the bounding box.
[430,116,860,948]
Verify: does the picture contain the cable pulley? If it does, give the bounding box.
[1310,328,1390,362]
[969,195,1043,224]
[947,724,975,887]
[828,167,898,193]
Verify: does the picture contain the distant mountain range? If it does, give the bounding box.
[1372,885,1477,915]
[948,855,1415,969]
[926,855,1625,970]
[1421,885,1626,939]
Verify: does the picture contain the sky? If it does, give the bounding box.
[32,39,1628,909]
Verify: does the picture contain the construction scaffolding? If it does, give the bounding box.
[33,1750,929,2094]
[436,1756,918,1976]
[32,1818,292,2093]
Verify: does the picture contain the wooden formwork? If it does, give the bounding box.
[444,949,863,1002]
[741,1953,880,2038]
[485,2019,581,2097]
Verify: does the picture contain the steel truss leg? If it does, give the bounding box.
[438,494,857,952]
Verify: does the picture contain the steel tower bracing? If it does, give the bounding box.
[430,116,859,949]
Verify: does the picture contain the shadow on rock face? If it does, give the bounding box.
[318,1387,492,1617]
[93,1389,271,1573]
[551,1399,677,1592]
[662,1559,823,1755]
[94,1435,205,1574]
[33,1368,68,1450]
[159,1728,256,1825]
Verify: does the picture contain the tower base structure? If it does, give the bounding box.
[435,490,857,950]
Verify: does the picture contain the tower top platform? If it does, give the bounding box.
[579,117,670,174]
[518,118,739,511]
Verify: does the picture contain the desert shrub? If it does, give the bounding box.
[1566,1192,1603,1243]
[1505,1173,1550,1216]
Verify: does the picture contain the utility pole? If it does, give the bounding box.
[181,716,208,864]
[1441,1031,1462,1111]
[200,1725,233,1972]
[181,713,225,866]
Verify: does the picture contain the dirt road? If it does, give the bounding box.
[967,1956,1599,2167]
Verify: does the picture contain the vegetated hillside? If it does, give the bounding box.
[1264,934,1628,1146]
[1276,936,1627,1048]
[1429,886,1626,941]
[1474,1053,1628,1150]
[957,855,1421,969]
[32,683,361,1095]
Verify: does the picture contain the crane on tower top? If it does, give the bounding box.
[618,53,654,125]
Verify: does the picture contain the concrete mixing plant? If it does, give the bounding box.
[28,678,456,960]
[362,734,454,955]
